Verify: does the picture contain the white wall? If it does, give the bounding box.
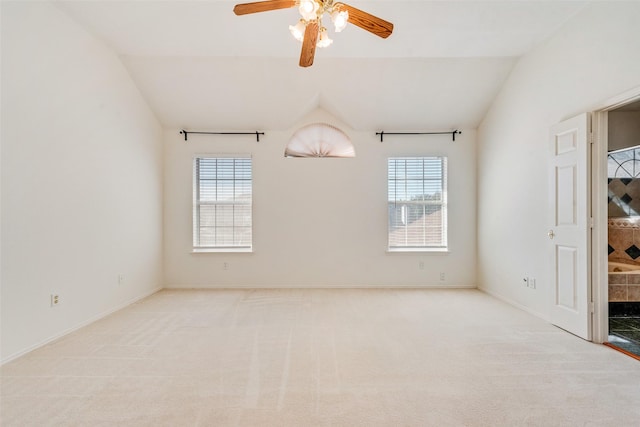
[1,1,163,362]
[609,111,640,152]
[477,2,640,317]
[164,109,476,288]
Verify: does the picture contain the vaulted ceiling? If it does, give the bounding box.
[54,0,590,130]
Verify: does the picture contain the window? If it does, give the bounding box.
[388,157,447,251]
[608,145,640,178]
[193,156,252,251]
[608,145,640,217]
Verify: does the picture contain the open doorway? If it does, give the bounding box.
[603,99,640,358]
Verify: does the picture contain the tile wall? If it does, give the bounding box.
[608,217,640,302]
[608,178,640,217]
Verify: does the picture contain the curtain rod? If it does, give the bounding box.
[179,130,265,142]
[375,130,461,142]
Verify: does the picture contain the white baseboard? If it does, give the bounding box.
[164,284,478,290]
[1,286,162,366]
[478,286,548,322]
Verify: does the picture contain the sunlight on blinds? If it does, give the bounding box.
[194,157,252,249]
[388,157,447,250]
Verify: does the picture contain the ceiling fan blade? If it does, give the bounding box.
[299,21,319,67]
[233,0,296,15]
[335,3,393,38]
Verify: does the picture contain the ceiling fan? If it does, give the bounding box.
[233,0,394,67]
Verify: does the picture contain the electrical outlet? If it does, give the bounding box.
[529,278,536,289]
[223,262,229,270]
[439,272,445,281]
[118,274,125,285]
[419,261,425,270]
[50,294,60,307]
[523,277,529,287]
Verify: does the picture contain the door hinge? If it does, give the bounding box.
[589,302,595,313]
[589,217,594,228]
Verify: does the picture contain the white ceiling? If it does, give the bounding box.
[54,0,590,130]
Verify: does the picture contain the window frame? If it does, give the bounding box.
[192,154,253,253]
[387,156,448,253]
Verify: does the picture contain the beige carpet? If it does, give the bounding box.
[2,288,640,426]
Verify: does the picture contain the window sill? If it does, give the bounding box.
[387,248,449,254]
[192,248,253,254]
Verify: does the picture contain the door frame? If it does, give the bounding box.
[592,86,640,344]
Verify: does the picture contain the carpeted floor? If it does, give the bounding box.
[2,288,640,426]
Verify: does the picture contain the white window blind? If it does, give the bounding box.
[388,157,447,250]
[193,156,252,251]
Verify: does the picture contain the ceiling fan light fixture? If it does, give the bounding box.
[298,0,319,21]
[331,9,348,32]
[289,19,306,42]
[316,27,333,48]
[233,0,394,67]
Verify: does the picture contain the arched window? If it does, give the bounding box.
[285,123,355,158]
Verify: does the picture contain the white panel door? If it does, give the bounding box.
[549,113,591,340]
